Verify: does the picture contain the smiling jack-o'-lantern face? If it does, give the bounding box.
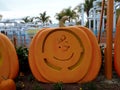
[29,27,92,83]
[42,30,84,69]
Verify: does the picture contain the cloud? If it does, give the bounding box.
[0,1,10,11]
[0,0,84,23]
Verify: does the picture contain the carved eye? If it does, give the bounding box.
[59,46,61,48]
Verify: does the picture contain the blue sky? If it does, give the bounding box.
[0,0,84,23]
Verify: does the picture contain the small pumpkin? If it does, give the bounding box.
[114,16,120,76]
[29,26,101,83]
[0,78,16,90]
[0,33,19,82]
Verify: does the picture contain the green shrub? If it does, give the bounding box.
[16,46,30,73]
[32,84,44,90]
[53,82,63,90]
[27,74,35,82]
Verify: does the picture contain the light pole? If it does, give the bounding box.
[81,3,84,26]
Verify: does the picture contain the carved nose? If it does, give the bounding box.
[59,45,70,52]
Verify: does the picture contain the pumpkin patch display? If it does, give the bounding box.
[29,26,101,83]
[114,16,120,76]
[0,33,19,82]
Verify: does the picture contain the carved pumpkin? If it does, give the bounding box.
[0,79,16,90]
[29,26,101,83]
[0,33,19,82]
[114,16,120,76]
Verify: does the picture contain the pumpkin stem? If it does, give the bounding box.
[59,16,69,27]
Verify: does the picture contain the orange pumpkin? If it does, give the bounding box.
[29,26,101,83]
[114,16,120,76]
[0,79,16,90]
[0,33,19,82]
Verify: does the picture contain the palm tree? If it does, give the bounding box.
[55,11,65,21]
[22,16,31,23]
[36,11,52,26]
[29,17,35,22]
[55,7,77,24]
[84,0,95,17]
[74,0,95,25]
[63,7,77,23]
[115,0,120,2]
[74,4,85,25]
[22,16,35,23]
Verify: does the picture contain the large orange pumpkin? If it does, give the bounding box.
[114,16,120,76]
[29,26,101,83]
[0,33,19,82]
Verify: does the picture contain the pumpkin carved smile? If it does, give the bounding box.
[53,53,74,61]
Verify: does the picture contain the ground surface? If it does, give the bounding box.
[15,66,120,90]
